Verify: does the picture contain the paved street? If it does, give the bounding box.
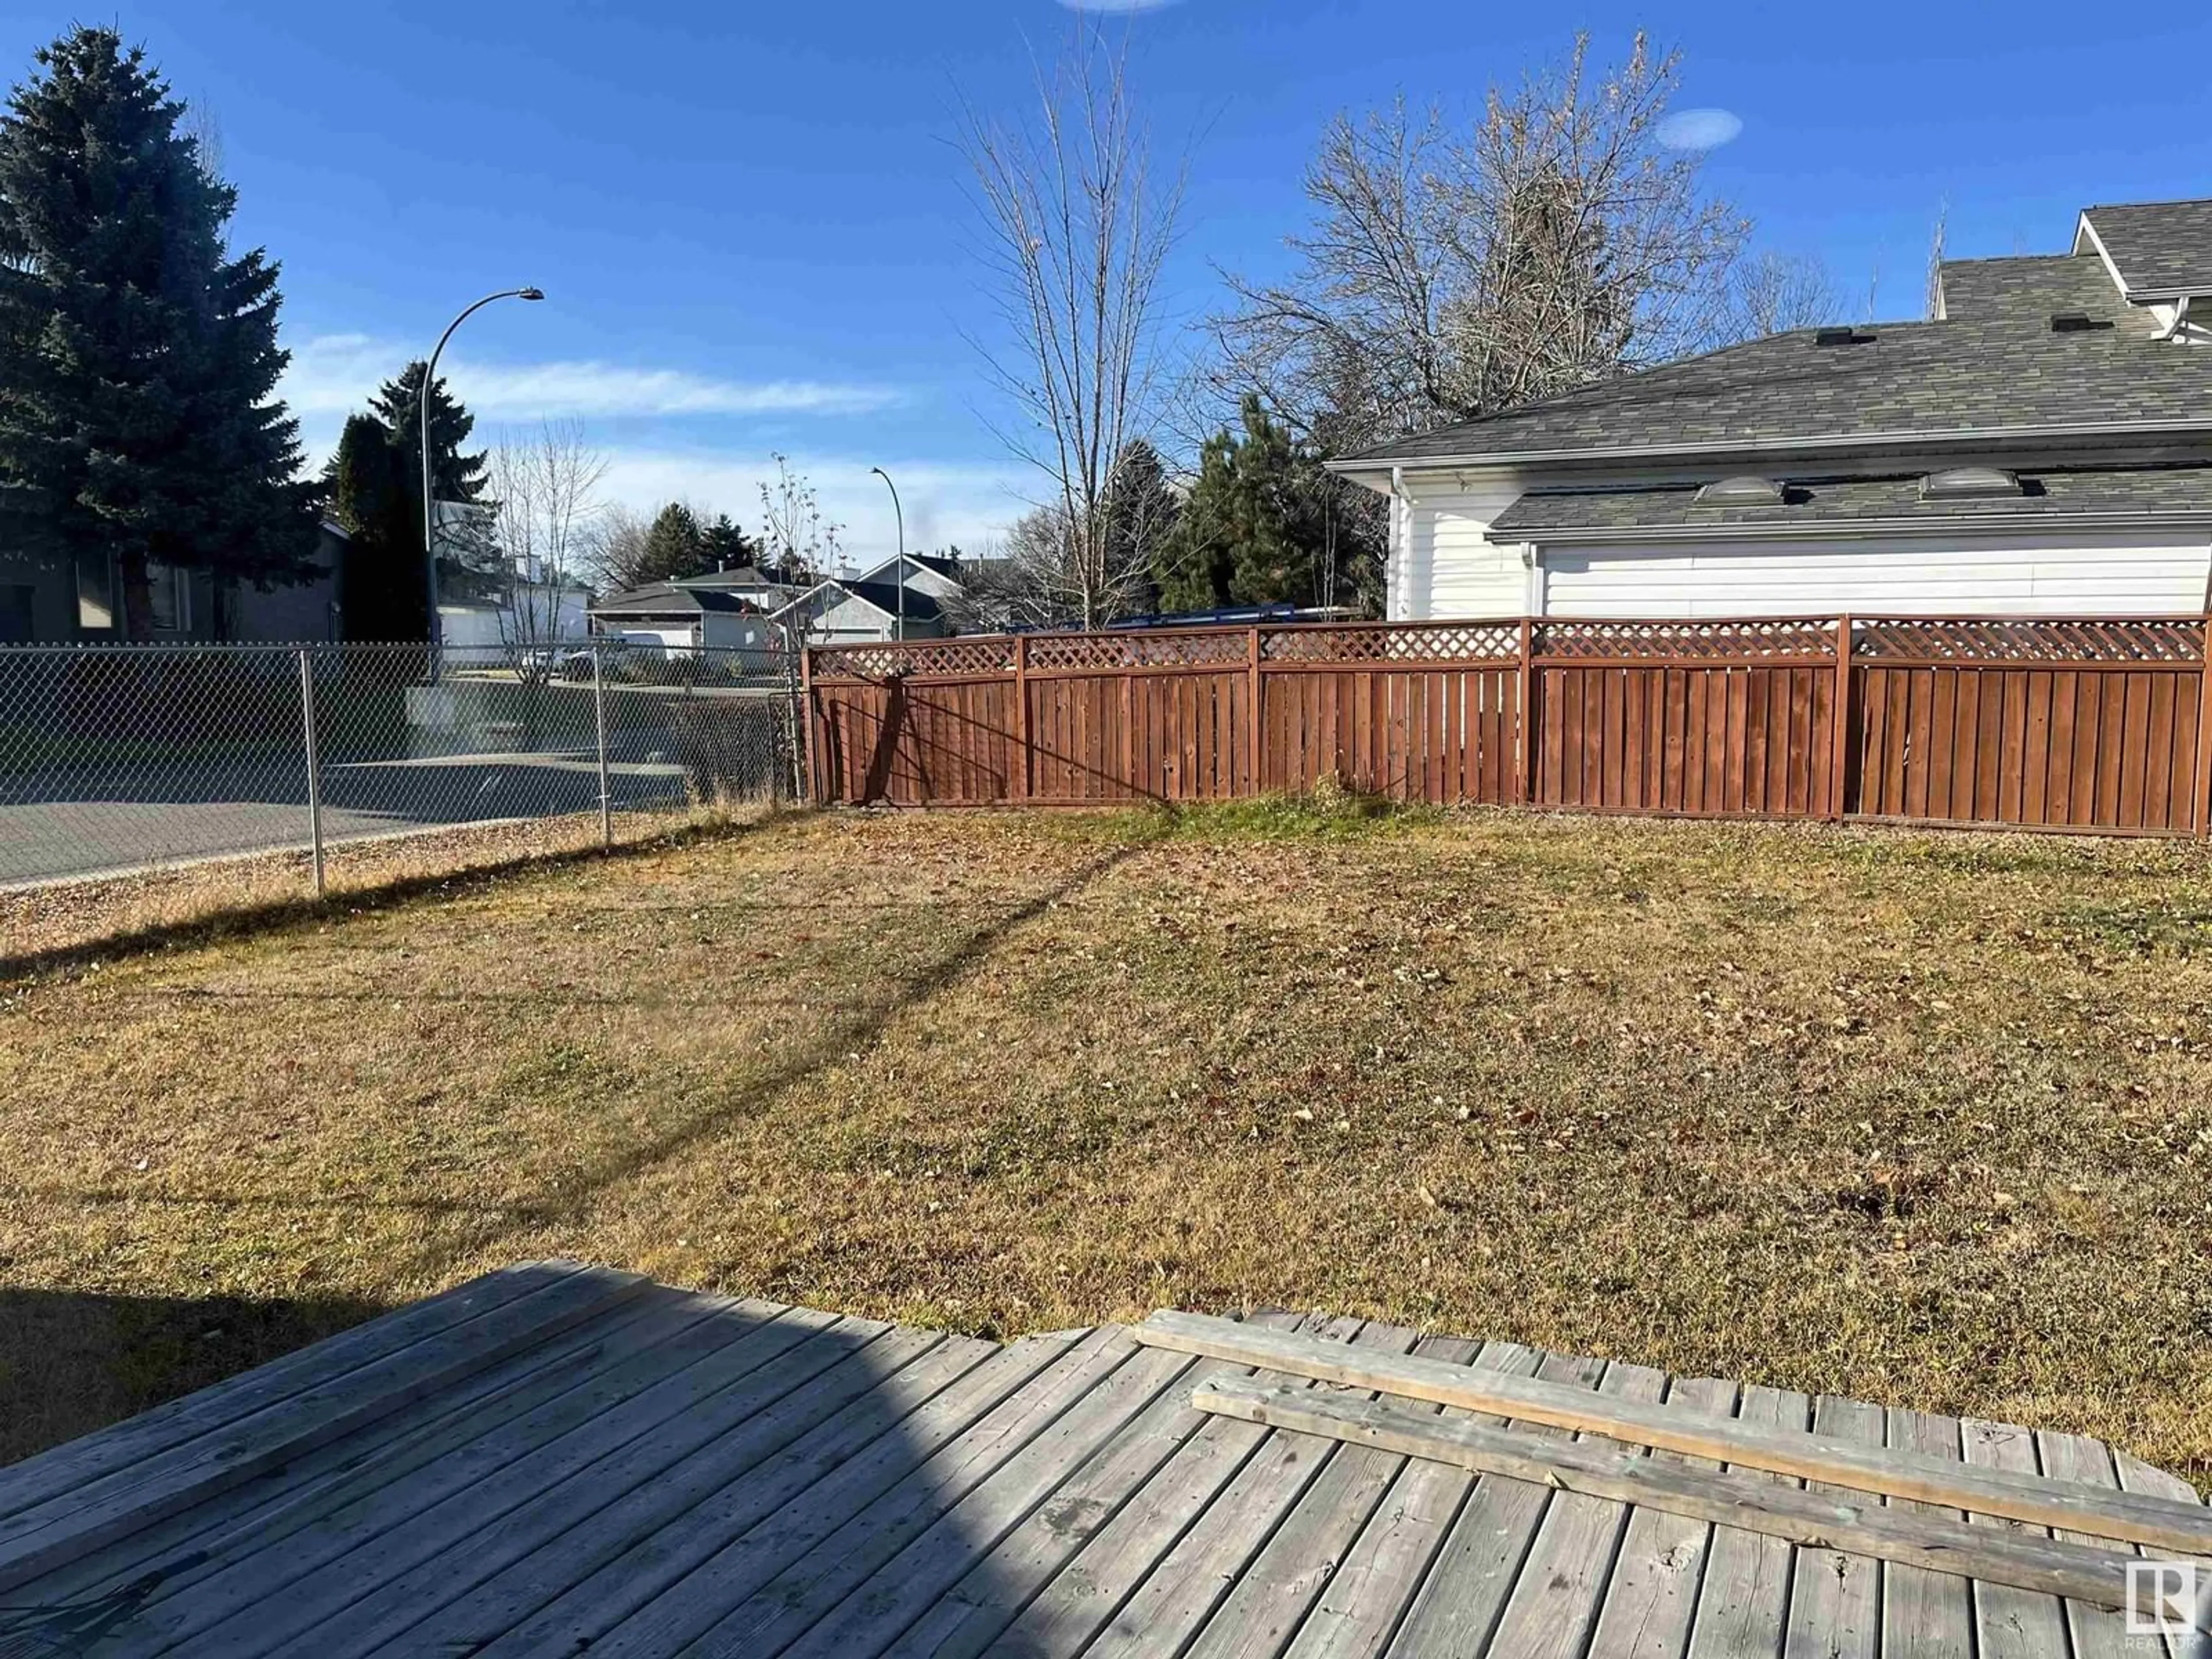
[0,752,700,886]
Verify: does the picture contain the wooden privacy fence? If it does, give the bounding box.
[804,615,2212,837]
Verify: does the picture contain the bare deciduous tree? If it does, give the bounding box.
[1726,251,1843,338]
[584,503,652,593]
[756,453,840,582]
[1925,200,1949,320]
[489,418,608,651]
[956,25,1184,629]
[1212,33,1749,453]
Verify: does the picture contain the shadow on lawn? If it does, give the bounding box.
[395,836,1157,1287]
[0,1284,388,1467]
[1,834,1154,1465]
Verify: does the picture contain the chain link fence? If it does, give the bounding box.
[0,640,805,889]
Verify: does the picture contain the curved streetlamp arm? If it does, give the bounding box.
[871,466,905,641]
[422,287,544,650]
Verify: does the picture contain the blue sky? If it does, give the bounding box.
[2,0,2207,566]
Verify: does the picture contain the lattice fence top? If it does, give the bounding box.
[1851,618,2206,663]
[809,614,2212,680]
[1534,618,1840,659]
[1027,628,1251,671]
[812,639,1017,679]
[1260,622,1521,663]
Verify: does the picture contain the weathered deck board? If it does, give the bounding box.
[194,1295,834,1657]
[1684,1382,1810,1659]
[0,1270,2200,1659]
[0,1261,648,1594]
[1177,1333,1483,1659]
[467,1327,996,1658]
[1781,1395,1885,1659]
[1964,1417,2071,1659]
[1584,1374,1737,1659]
[1279,1342,1545,1659]
[1082,1320,1419,1658]
[1881,1406,1974,1658]
[1382,1348,1608,1656]
[983,1313,1354,1658]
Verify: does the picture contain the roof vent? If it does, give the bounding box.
[1815,327,1875,346]
[1921,467,2022,501]
[1695,475,1785,505]
[2050,312,2113,333]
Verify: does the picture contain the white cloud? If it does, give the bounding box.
[280,332,900,444]
[1656,108,1743,152]
[596,448,1029,569]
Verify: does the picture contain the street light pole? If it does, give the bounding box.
[870,466,905,641]
[422,287,545,650]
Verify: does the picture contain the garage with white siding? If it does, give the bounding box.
[1335,196,2212,624]
[1529,530,2211,617]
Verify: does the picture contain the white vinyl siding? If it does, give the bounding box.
[1391,477,1528,620]
[1533,532,2212,618]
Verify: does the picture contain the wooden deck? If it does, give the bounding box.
[0,1260,2199,1657]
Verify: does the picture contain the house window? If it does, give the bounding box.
[75,551,114,631]
[147,562,189,631]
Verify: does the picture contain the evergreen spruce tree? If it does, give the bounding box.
[1222,396,1311,606]
[1101,441,1173,616]
[636,501,709,584]
[699,512,756,571]
[0,26,319,637]
[369,359,489,507]
[1154,427,1238,613]
[1154,396,1364,613]
[328,412,426,639]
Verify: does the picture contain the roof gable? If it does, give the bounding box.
[2077,199,2212,298]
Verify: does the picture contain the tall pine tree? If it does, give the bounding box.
[1154,396,1370,613]
[0,27,319,637]
[1154,426,1239,612]
[699,512,756,571]
[328,412,425,639]
[634,502,710,584]
[370,359,488,507]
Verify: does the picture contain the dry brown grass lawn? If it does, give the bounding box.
[3,801,2210,1487]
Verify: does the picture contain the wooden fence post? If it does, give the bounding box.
[2197,617,2212,836]
[1013,634,1031,804]
[1122,672,1135,800]
[1248,625,1264,794]
[1517,617,1535,805]
[1830,614,1852,821]
[797,643,819,805]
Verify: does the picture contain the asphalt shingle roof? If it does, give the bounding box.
[840,578,944,622]
[2081,199,2212,296]
[1936,253,2149,331]
[1488,466,2212,537]
[1338,310,2212,467]
[589,583,762,616]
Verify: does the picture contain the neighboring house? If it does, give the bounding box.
[848,552,968,609]
[588,582,780,652]
[592,555,966,650]
[670,565,809,612]
[0,522,350,644]
[772,577,949,643]
[1334,196,2212,620]
[431,500,593,650]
